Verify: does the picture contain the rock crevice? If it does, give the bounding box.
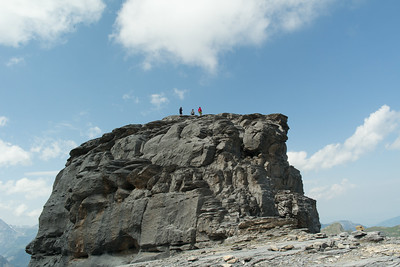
[27,113,320,267]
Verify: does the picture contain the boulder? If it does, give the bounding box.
[27,113,320,266]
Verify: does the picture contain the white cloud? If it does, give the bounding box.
[14,204,28,217]
[0,177,52,199]
[112,0,332,72]
[0,0,106,47]
[386,136,400,150]
[288,105,400,171]
[150,93,169,108]
[6,56,24,67]
[174,88,188,100]
[25,171,59,177]
[27,208,43,218]
[308,179,356,200]
[0,202,12,211]
[123,92,140,103]
[0,116,8,127]
[0,140,31,167]
[0,201,43,222]
[87,126,102,139]
[31,139,77,161]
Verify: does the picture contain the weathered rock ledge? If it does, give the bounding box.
[27,113,320,267]
[120,229,400,267]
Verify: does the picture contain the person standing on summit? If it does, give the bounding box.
[179,107,183,115]
[198,107,202,116]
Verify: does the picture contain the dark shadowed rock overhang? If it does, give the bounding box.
[26,113,320,267]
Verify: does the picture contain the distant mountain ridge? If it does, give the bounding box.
[0,254,12,267]
[321,217,400,238]
[0,218,37,267]
[376,216,400,227]
[322,216,400,231]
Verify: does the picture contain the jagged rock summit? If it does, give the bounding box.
[27,113,320,267]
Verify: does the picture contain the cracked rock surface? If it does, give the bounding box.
[120,229,400,267]
[26,113,320,267]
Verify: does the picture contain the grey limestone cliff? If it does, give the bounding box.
[26,113,320,266]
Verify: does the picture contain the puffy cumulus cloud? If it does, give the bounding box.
[87,126,102,139]
[0,0,106,47]
[0,116,8,126]
[288,105,400,171]
[31,139,77,161]
[174,88,188,100]
[308,179,356,200]
[0,140,31,167]
[14,204,28,217]
[0,177,52,199]
[112,0,332,72]
[150,93,169,108]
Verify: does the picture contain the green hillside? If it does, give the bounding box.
[321,222,345,235]
[366,225,400,237]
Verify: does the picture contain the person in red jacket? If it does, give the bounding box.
[198,107,202,116]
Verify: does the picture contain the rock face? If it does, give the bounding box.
[26,113,320,266]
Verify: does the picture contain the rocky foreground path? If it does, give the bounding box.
[119,228,400,267]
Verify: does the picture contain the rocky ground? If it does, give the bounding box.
[119,227,400,267]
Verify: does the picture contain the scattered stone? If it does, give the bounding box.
[227,258,239,264]
[337,243,349,249]
[315,233,327,239]
[243,257,252,262]
[352,230,367,238]
[187,256,198,262]
[304,244,314,251]
[339,232,349,238]
[364,231,385,242]
[313,241,329,251]
[106,231,397,267]
[269,245,279,251]
[285,235,298,241]
[223,255,235,262]
[281,244,295,251]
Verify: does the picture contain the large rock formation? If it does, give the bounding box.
[26,113,320,266]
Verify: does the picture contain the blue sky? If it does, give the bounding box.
[0,0,399,226]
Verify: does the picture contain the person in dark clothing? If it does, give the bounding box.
[179,107,183,115]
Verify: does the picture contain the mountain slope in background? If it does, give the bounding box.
[321,222,345,235]
[0,219,37,267]
[376,216,400,227]
[0,254,13,267]
[321,220,363,231]
[321,218,400,238]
